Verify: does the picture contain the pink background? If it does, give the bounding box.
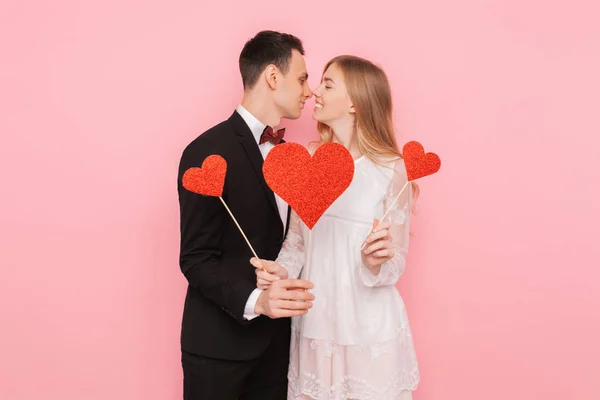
[1,0,599,399]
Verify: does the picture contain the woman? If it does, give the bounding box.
[251,55,420,400]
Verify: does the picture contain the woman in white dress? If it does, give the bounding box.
[251,55,420,400]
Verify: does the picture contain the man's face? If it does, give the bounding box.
[273,50,313,120]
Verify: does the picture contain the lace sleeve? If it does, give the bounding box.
[275,209,305,279]
[360,158,412,287]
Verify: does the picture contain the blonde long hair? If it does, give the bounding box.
[316,55,419,202]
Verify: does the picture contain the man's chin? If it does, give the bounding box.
[283,111,302,120]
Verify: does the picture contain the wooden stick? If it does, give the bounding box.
[304,230,313,282]
[360,180,410,251]
[219,197,261,263]
[380,181,409,223]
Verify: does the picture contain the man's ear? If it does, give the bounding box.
[265,64,278,90]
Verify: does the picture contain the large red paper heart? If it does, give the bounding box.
[263,143,354,229]
[182,155,227,197]
[402,141,441,181]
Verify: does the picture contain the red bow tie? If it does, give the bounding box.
[260,126,285,145]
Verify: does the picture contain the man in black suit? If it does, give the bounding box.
[177,30,315,399]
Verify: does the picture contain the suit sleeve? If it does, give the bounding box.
[177,144,256,324]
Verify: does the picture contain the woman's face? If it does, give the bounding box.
[312,63,354,125]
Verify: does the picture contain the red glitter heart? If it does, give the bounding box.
[182,155,227,197]
[402,141,441,181]
[263,142,354,229]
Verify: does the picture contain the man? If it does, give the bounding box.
[177,30,315,399]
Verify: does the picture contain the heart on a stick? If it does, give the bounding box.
[182,155,227,197]
[263,143,354,229]
[402,141,441,181]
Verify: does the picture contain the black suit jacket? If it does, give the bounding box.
[177,111,291,361]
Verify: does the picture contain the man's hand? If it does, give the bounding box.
[250,257,289,289]
[254,279,314,319]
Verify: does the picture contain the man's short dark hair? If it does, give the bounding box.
[239,30,305,89]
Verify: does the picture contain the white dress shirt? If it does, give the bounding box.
[236,105,288,320]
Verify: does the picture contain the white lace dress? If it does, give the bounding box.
[277,155,420,400]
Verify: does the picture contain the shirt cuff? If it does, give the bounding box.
[243,288,263,320]
[359,263,380,287]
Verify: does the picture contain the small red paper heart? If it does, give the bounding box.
[402,141,441,181]
[263,143,354,229]
[182,155,227,197]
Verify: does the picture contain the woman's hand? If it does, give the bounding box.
[361,219,394,275]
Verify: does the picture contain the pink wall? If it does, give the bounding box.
[1,1,599,399]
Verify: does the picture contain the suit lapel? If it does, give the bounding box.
[229,112,280,216]
[284,205,291,237]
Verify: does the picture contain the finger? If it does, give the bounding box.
[365,228,389,244]
[257,270,279,282]
[250,257,265,269]
[266,262,284,275]
[371,218,379,232]
[278,279,314,290]
[252,258,274,273]
[373,249,394,258]
[363,240,390,255]
[364,242,389,255]
[278,289,315,302]
[274,308,310,318]
[276,300,314,311]
[361,219,378,250]
[258,277,274,286]
[258,283,270,290]
[373,220,391,232]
